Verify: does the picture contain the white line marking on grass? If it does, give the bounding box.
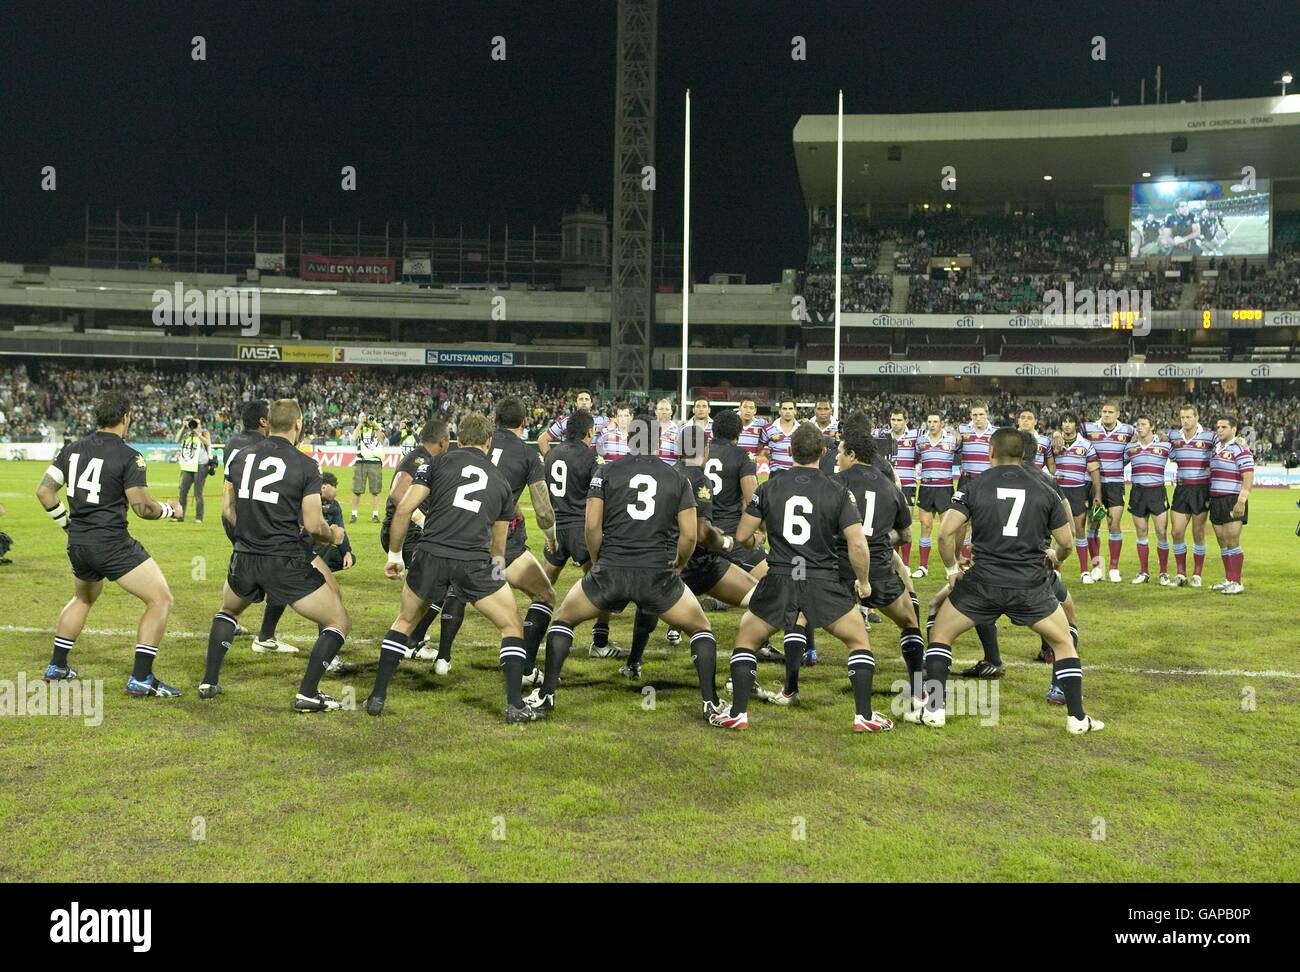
[0,624,376,645]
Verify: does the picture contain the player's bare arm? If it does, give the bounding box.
[740,473,757,510]
[1088,462,1103,506]
[537,428,555,455]
[222,480,237,529]
[937,507,970,575]
[1234,469,1253,517]
[844,523,872,599]
[490,519,507,565]
[674,507,695,570]
[584,495,604,562]
[35,467,70,529]
[388,481,429,555]
[695,511,731,554]
[125,485,174,521]
[388,470,424,526]
[528,479,556,532]
[733,510,763,548]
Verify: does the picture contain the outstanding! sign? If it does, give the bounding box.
[427,349,515,368]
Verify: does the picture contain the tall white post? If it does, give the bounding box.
[833,89,844,420]
[681,89,691,422]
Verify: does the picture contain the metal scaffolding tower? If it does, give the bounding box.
[609,0,657,393]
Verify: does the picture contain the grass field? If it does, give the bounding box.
[1,459,1298,882]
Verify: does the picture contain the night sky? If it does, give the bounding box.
[2,0,1297,279]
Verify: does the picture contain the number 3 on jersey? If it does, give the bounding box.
[626,473,657,520]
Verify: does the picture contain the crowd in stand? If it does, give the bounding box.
[838,391,1300,462]
[0,362,573,444]
[1197,253,1300,309]
[906,271,1186,314]
[801,272,892,314]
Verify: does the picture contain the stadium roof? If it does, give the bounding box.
[794,96,1300,207]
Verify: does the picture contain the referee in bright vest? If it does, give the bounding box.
[351,411,386,523]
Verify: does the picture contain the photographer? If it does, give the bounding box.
[176,416,212,524]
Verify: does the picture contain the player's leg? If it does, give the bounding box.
[199,581,257,697]
[46,577,103,680]
[350,464,364,521]
[465,582,537,714]
[876,589,926,692]
[910,592,977,725]
[706,562,758,608]
[114,558,178,696]
[721,609,779,726]
[1027,605,1102,732]
[287,580,353,709]
[369,467,382,521]
[1152,509,1171,582]
[367,581,435,713]
[505,551,556,677]
[1170,508,1190,582]
[1072,508,1093,581]
[1106,501,1125,581]
[914,507,934,577]
[623,606,660,677]
[1131,513,1150,582]
[1190,511,1209,585]
[1219,519,1244,592]
[533,580,603,704]
[824,607,893,731]
[659,589,722,708]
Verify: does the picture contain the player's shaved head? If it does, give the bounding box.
[565,410,594,441]
[990,427,1026,462]
[457,413,492,447]
[268,398,302,433]
[94,391,132,429]
[791,423,824,465]
[420,418,449,446]
[711,410,741,442]
[242,399,269,431]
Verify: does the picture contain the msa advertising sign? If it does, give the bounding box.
[236,344,335,363]
[300,254,396,283]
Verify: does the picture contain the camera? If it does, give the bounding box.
[187,418,198,430]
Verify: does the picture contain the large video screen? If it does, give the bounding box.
[1129,178,1270,258]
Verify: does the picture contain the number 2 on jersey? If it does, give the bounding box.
[453,465,489,512]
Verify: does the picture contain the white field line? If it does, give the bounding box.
[2,625,1297,680]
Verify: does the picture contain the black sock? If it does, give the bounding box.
[51,636,74,668]
[592,622,610,650]
[975,622,1002,666]
[258,602,287,641]
[372,628,408,699]
[900,626,924,691]
[1050,627,1080,692]
[923,642,953,712]
[628,607,658,667]
[689,630,719,703]
[438,593,466,661]
[729,647,758,713]
[541,622,574,694]
[410,605,441,647]
[1053,657,1085,720]
[847,649,876,717]
[521,602,553,671]
[298,627,346,697]
[202,612,239,684]
[783,626,806,693]
[131,644,157,681]
[500,635,526,707]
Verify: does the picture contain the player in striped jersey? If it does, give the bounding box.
[654,398,680,464]
[912,412,957,578]
[1124,417,1172,585]
[956,403,996,560]
[1208,415,1253,595]
[687,398,714,440]
[761,398,801,474]
[597,404,632,462]
[1163,404,1216,587]
[537,390,607,456]
[1083,401,1136,582]
[885,409,919,568]
[1016,407,1055,474]
[736,397,768,460]
[809,399,838,444]
[1052,412,1103,584]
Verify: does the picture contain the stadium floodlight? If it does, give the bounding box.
[1278,71,1294,95]
[833,88,844,422]
[1142,171,1152,178]
[1043,174,1053,181]
[680,88,691,423]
